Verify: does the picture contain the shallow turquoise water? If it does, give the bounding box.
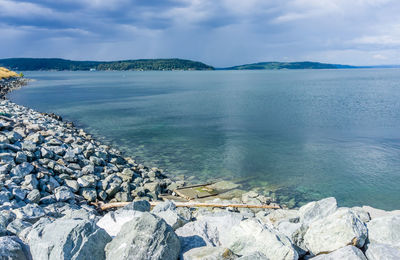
[8,70,400,209]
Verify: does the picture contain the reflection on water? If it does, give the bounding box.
[8,69,400,210]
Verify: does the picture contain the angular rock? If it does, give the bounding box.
[6,219,32,236]
[304,208,367,255]
[227,218,298,260]
[367,214,400,249]
[152,201,188,230]
[176,211,244,253]
[365,243,400,260]
[311,245,366,260]
[183,246,237,260]
[80,188,97,202]
[54,186,75,202]
[105,212,180,260]
[13,204,45,223]
[122,200,151,212]
[97,209,144,237]
[0,236,28,260]
[26,189,41,204]
[299,197,337,225]
[27,217,111,260]
[10,162,34,178]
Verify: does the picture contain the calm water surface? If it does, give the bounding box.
[8,70,400,210]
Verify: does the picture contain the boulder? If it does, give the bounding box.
[152,201,188,230]
[362,206,400,220]
[365,243,400,260]
[367,214,400,249]
[0,236,28,260]
[176,211,243,253]
[257,209,299,227]
[227,218,298,260]
[304,208,367,255]
[13,204,45,223]
[105,212,180,260]
[97,209,144,237]
[299,197,337,225]
[182,246,237,260]
[311,245,366,260]
[237,251,269,259]
[27,217,111,260]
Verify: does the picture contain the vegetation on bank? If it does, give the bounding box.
[0,58,215,71]
[221,61,355,70]
[0,67,21,80]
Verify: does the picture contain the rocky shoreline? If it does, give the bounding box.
[0,77,399,259]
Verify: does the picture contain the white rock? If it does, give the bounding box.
[299,197,337,225]
[228,218,298,260]
[311,245,366,260]
[362,206,400,220]
[96,209,143,237]
[257,209,299,227]
[367,214,400,249]
[182,246,237,260]
[365,243,400,260]
[304,208,367,255]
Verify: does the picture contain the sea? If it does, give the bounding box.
[8,69,400,210]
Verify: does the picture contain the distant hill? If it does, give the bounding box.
[0,58,214,71]
[221,61,356,70]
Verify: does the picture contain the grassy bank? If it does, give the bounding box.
[0,67,20,80]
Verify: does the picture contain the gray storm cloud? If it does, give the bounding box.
[1,0,400,67]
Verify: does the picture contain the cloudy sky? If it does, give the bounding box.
[1,0,400,67]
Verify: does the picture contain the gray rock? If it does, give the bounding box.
[6,219,31,236]
[64,179,80,193]
[365,243,400,260]
[81,165,94,175]
[183,246,237,260]
[299,197,337,225]
[27,217,111,260]
[362,206,400,220]
[10,162,34,178]
[237,252,269,260]
[367,214,400,249]
[23,174,38,190]
[152,201,188,230]
[97,209,144,237]
[12,188,27,201]
[13,204,45,223]
[257,209,299,227]
[122,200,151,212]
[80,188,97,202]
[0,236,28,260]
[304,208,368,255]
[15,152,27,164]
[77,175,96,188]
[311,245,367,260]
[176,211,244,253]
[54,186,75,202]
[227,218,298,260]
[105,212,180,260]
[26,189,41,204]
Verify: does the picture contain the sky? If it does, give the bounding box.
[1,0,400,67]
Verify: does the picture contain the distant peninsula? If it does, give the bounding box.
[0,58,214,71]
[220,61,355,70]
[2,58,391,71]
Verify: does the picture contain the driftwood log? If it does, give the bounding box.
[95,201,281,211]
